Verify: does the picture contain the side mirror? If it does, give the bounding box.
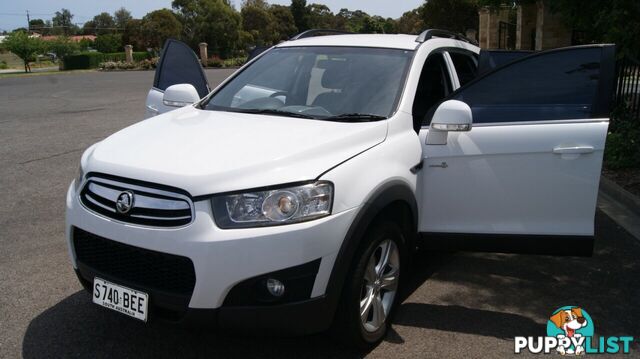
[162,84,201,108]
[425,100,472,145]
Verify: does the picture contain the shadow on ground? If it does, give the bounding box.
[22,212,640,358]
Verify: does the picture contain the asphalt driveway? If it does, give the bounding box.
[1,70,639,358]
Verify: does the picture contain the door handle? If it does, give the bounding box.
[553,145,594,154]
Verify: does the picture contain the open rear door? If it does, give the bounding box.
[144,39,210,118]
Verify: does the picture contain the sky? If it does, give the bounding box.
[0,0,424,32]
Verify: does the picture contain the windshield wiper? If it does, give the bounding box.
[321,113,388,122]
[232,108,317,119]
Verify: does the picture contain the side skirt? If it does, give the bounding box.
[419,232,594,257]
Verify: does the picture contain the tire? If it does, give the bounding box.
[334,220,406,351]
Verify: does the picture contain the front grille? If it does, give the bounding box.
[73,227,196,295]
[79,175,193,227]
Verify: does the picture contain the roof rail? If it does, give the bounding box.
[416,29,478,45]
[290,29,352,40]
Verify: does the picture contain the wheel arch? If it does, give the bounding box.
[323,180,418,322]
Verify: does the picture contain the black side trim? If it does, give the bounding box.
[420,232,594,257]
[218,296,332,335]
[75,269,332,334]
[592,44,617,117]
[410,160,424,174]
[290,29,352,40]
[322,181,418,321]
[223,259,321,306]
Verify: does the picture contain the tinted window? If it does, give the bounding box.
[413,53,452,130]
[206,47,413,120]
[154,40,210,98]
[453,47,602,123]
[477,50,532,75]
[449,52,478,86]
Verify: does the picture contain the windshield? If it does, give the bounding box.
[203,46,413,121]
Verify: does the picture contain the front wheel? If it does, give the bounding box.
[334,221,405,350]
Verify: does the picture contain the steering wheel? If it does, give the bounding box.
[269,91,288,98]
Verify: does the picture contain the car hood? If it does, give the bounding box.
[85,107,387,197]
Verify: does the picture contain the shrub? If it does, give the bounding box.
[101,51,151,62]
[94,34,123,53]
[0,60,7,69]
[207,56,224,68]
[223,57,247,67]
[139,57,159,70]
[99,61,118,70]
[605,105,640,169]
[62,52,104,70]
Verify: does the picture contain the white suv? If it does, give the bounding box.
[66,29,615,348]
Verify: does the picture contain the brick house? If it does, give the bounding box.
[478,0,576,50]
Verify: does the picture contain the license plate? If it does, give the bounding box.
[92,277,148,321]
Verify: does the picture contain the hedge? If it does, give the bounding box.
[62,51,153,70]
[62,52,104,70]
[102,52,152,62]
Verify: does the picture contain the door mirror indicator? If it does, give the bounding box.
[162,84,201,108]
[426,100,472,145]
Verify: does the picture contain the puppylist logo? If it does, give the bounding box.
[515,306,635,355]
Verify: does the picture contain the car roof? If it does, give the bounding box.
[276,34,422,50]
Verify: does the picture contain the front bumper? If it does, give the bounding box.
[65,181,358,331]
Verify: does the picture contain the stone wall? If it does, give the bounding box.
[535,0,572,50]
[478,6,510,49]
[479,0,572,51]
[516,2,537,50]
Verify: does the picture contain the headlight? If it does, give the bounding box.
[212,181,333,228]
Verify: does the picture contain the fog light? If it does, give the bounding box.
[266,278,285,297]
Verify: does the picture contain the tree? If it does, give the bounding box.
[81,20,96,35]
[141,9,183,49]
[241,1,276,45]
[114,7,133,29]
[307,3,334,29]
[2,31,44,72]
[397,9,424,35]
[94,34,122,53]
[46,36,80,61]
[122,19,145,50]
[172,0,243,58]
[29,19,51,35]
[92,12,116,35]
[290,0,309,32]
[52,9,74,35]
[336,9,370,33]
[419,0,478,34]
[269,5,298,41]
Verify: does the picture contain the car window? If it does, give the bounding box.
[205,47,413,120]
[413,52,452,130]
[451,47,603,124]
[449,51,478,87]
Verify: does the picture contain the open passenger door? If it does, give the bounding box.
[144,39,211,118]
[418,45,616,256]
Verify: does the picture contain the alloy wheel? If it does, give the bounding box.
[359,239,400,333]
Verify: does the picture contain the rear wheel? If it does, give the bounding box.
[334,221,405,350]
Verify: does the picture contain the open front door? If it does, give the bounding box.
[144,39,210,118]
[418,45,616,255]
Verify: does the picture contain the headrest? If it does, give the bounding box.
[317,59,349,89]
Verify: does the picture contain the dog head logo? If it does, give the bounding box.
[550,307,588,337]
[547,306,595,355]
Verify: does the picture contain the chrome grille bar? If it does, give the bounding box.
[79,175,194,227]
